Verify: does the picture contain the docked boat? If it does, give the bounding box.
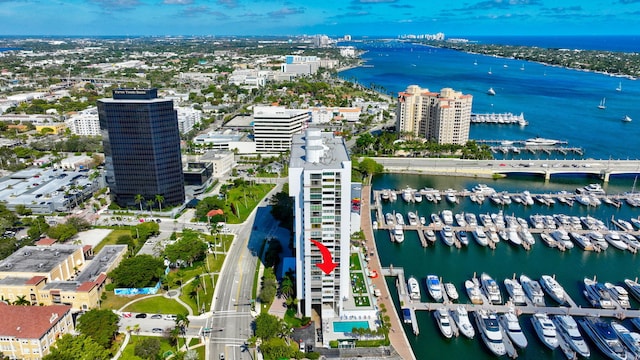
[430,213,443,227]
[380,190,390,201]
[553,315,591,358]
[604,282,630,308]
[569,232,595,251]
[487,227,500,244]
[522,191,535,205]
[465,279,483,304]
[583,277,615,309]
[499,311,528,348]
[506,228,522,246]
[474,309,507,357]
[589,231,609,250]
[407,276,421,300]
[539,232,558,248]
[620,233,640,251]
[464,213,478,226]
[472,226,489,247]
[455,230,469,246]
[440,225,455,246]
[392,225,404,243]
[479,213,494,227]
[531,313,559,349]
[426,275,443,302]
[444,282,459,301]
[504,278,527,305]
[540,275,567,305]
[454,213,467,227]
[624,279,640,302]
[578,316,628,360]
[576,183,606,196]
[480,273,502,305]
[521,274,546,306]
[385,212,394,225]
[451,305,475,339]
[611,321,640,358]
[413,191,423,203]
[434,308,453,339]
[519,229,535,246]
[551,229,574,249]
[445,189,458,203]
[423,229,437,243]
[525,137,560,147]
[407,211,418,226]
[440,210,454,225]
[472,184,496,195]
[605,231,629,251]
[420,216,426,225]
[395,212,405,225]
[401,187,413,202]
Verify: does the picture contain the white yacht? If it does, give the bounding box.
[540,275,567,305]
[569,231,595,251]
[624,278,640,302]
[440,210,454,225]
[579,317,628,360]
[464,213,478,226]
[472,227,489,247]
[521,274,546,306]
[434,308,453,339]
[553,315,591,358]
[539,233,558,248]
[531,313,559,349]
[499,311,528,348]
[481,272,503,304]
[472,184,496,195]
[384,212,394,225]
[445,189,458,203]
[465,279,483,304]
[423,229,437,243]
[479,213,494,227]
[604,282,630,308]
[392,224,404,243]
[504,278,527,305]
[454,213,467,227]
[525,137,560,147]
[426,275,443,302]
[611,321,640,358]
[430,213,443,227]
[407,276,420,300]
[576,183,606,195]
[451,305,475,339]
[474,310,507,357]
[444,282,459,301]
[407,211,418,226]
[440,225,455,246]
[413,191,423,203]
[395,212,405,225]
[519,228,535,246]
[605,231,629,251]
[522,191,535,206]
[583,277,615,309]
[551,229,574,249]
[507,228,522,246]
[456,230,469,246]
[401,187,413,202]
[589,231,609,250]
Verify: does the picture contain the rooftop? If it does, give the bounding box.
[0,245,81,277]
[75,245,127,283]
[0,302,72,339]
[290,129,350,171]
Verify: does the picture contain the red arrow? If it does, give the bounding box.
[310,240,338,275]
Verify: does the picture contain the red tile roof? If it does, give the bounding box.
[35,238,57,246]
[25,276,47,286]
[0,303,71,339]
[76,273,107,292]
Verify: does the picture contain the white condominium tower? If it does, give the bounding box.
[396,85,473,145]
[289,129,351,319]
[253,106,310,153]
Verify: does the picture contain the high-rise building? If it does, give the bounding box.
[253,106,309,153]
[289,129,351,319]
[396,85,473,145]
[65,107,100,136]
[98,89,185,208]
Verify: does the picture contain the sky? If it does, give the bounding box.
[0,0,639,37]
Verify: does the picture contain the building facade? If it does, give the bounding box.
[396,85,472,145]
[65,107,100,136]
[98,89,185,207]
[253,106,309,153]
[176,106,202,134]
[289,129,351,319]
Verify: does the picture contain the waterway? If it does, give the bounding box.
[372,173,640,359]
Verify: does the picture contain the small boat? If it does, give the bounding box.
[445,189,458,203]
[407,211,418,226]
[504,278,527,305]
[611,321,640,358]
[456,230,469,246]
[540,275,567,305]
[604,282,630,308]
[521,274,546,306]
[531,313,559,349]
[481,273,502,305]
[419,216,426,225]
[578,317,628,360]
[624,278,640,302]
[598,97,606,109]
[384,212,394,225]
[488,67,493,75]
[617,81,622,92]
[395,212,405,225]
[401,187,413,202]
[407,276,421,300]
[464,213,478,226]
[423,229,437,243]
[474,309,507,357]
[426,275,443,302]
[444,282,459,301]
[583,277,615,309]
[440,225,455,246]
[623,115,632,122]
[413,191,423,203]
[451,305,475,339]
[434,308,453,339]
[605,231,628,251]
[553,315,591,358]
[430,213,443,227]
[487,87,496,96]
[465,279,483,304]
[472,227,489,247]
[588,231,609,250]
[499,310,528,349]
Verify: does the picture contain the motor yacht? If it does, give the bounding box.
[395,212,405,225]
[553,315,591,358]
[620,233,640,251]
[384,212,394,225]
[504,278,527,305]
[413,191,423,203]
[551,229,574,249]
[583,277,615,309]
[604,282,630,308]
[380,189,390,201]
[540,275,567,304]
[423,229,437,243]
[479,213,494,227]
[451,305,475,339]
[605,231,629,251]
[487,227,500,244]
[611,321,640,358]
[539,233,557,248]
[407,211,418,226]
[589,231,609,250]
[426,275,443,302]
[522,191,535,205]
[481,272,503,305]
[492,211,506,228]
[521,274,546,306]
[440,226,455,246]
[455,230,469,246]
[392,225,404,243]
[579,317,628,360]
[474,310,507,357]
[472,227,489,247]
[531,313,559,349]
[434,308,453,339]
[507,228,522,246]
[624,279,640,302]
[569,232,595,251]
[499,310,528,348]
[465,279,483,304]
[472,184,496,195]
[430,213,443,227]
[445,189,458,203]
[519,229,535,246]
[490,193,503,205]
[576,183,607,196]
[440,210,454,225]
[464,213,478,227]
[454,213,467,227]
[525,137,560,147]
[407,276,420,300]
[401,187,413,203]
[444,282,459,301]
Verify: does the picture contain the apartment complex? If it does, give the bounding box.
[0,303,74,360]
[65,107,100,136]
[289,129,351,319]
[98,89,185,207]
[253,106,309,153]
[396,85,473,145]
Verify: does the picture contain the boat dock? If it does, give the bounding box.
[471,112,528,126]
[489,146,584,156]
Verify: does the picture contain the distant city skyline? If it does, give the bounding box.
[1,0,639,37]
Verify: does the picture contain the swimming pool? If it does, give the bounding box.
[332,321,369,333]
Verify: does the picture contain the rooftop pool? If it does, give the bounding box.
[332,320,369,333]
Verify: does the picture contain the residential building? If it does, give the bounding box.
[34,122,66,135]
[396,85,472,145]
[65,107,100,136]
[253,106,309,153]
[197,151,235,177]
[0,303,74,360]
[176,106,202,134]
[310,106,361,124]
[289,129,351,319]
[98,89,185,208]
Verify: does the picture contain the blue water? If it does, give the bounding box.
[456,35,640,52]
[339,37,640,160]
[333,320,369,332]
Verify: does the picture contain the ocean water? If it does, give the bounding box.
[339,37,640,160]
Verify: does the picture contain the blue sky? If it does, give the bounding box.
[1,0,639,36]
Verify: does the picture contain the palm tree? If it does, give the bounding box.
[146,199,154,213]
[134,194,144,212]
[155,194,164,213]
[175,313,190,349]
[280,277,294,299]
[13,295,30,306]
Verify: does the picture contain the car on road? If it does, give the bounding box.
[135,313,147,319]
[163,314,177,321]
[152,328,163,333]
[150,314,162,319]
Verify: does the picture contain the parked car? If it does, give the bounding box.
[150,314,162,319]
[163,314,177,321]
[135,313,147,319]
[152,328,163,333]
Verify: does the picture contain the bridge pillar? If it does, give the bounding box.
[544,171,551,182]
[601,170,610,182]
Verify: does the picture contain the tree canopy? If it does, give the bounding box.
[76,309,120,349]
[163,230,208,267]
[108,255,166,288]
[42,334,110,360]
[134,337,161,360]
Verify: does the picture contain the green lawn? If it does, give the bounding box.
[179,272,214,314]
[101,292,145,311]
[351,272,367,295]
[354,296,371,307]
[122,296,188,315]
[350,253,362,271]
[94,229,130,253]
[199,183,274,224]
[121,336,176,360]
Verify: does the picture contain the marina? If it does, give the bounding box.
[471,112,529,126]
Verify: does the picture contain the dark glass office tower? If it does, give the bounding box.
[98,89,185,208]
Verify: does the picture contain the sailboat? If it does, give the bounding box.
[474,59,478,66]
[616,82,622,92]
[488,67,492,75]
[487,87,496,96]
[598,98,606,109]
[623,115,632,122]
